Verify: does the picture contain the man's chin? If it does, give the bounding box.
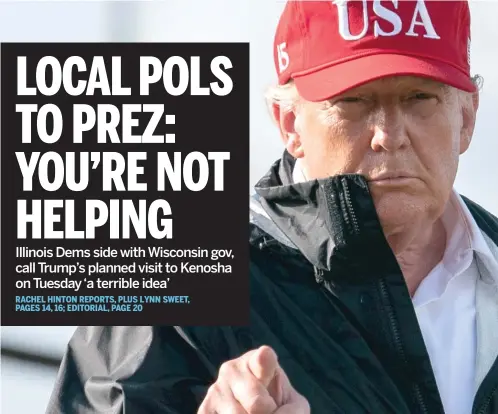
[370,191,431,236]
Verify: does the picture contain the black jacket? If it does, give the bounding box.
[47,152,498,413]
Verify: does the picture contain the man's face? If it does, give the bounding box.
[288,76,477,235]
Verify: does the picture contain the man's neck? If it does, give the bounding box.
[389,218,447,297]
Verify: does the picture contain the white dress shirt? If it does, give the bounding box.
[413,190,498,414]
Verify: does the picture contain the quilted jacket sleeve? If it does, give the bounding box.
[45,326,216,414]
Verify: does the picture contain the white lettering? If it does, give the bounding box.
[335,0,369,40]
[373,0,402,37]
[15,104,37,143]
[277,42,290,72]
[142,104,164,143]
[86,56,111,95]
[332,0,439,41]
[406,0,440,39]
[210,56,233,96]
[17,57,36,95]
[37,56,62,96]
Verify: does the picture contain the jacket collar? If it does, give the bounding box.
[252,151,396,276]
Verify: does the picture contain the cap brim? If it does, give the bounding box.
[293,53,476,102]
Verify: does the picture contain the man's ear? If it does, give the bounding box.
[460,91,479,154]
[271,103,304,158]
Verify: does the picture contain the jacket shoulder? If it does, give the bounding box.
[461,195,498,245]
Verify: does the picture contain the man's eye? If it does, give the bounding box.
[410,93,435,100]
[338,97,363,103]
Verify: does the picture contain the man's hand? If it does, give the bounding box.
[198,345,310,414]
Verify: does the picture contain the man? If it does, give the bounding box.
[47,1,498,413]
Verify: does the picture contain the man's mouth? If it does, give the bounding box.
[368,172,419,185]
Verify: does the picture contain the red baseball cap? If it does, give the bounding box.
[274,0,476,102]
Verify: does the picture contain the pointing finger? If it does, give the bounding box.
[247,346,279,388]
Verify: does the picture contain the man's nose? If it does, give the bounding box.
[370,106,409,153]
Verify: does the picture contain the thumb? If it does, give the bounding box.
[247,346,279,388]
[273,396,311,414]
[272,370,310,414]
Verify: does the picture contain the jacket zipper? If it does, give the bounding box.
[343,178,430,413]
[342,180,359,235]
[343,180,425,412]
[378,279,428,414]
[477,384,498,414]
